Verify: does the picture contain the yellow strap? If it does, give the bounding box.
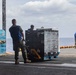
[31,49,41,59]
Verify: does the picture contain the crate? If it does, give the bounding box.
[25,28,60,61]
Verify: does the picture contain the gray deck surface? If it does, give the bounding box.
[0,48,76,75]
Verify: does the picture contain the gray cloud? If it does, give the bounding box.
[7,0,76,19]
[68,0,76,5]
[20,0,68,15]
[6,0,76,38]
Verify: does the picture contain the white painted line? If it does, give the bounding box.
[20,64,76,71]
[0,61,24,64]
[27,63,76,68]
[0,61,76,68]
[61,63,76,67]
[1,61,76,71]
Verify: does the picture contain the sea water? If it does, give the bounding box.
[6,38,75,52]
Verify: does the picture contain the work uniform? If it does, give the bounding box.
[9,25,27,62]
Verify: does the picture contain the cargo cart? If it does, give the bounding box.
[25,28,60,62]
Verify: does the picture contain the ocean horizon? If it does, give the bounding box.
[6,38,74,52]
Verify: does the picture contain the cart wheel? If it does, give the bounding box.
[49,56,52,60]
[54,56,58,58]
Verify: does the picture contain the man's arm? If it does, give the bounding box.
[19,26,24,40]
[22,32,24,40]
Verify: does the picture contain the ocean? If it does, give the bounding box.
[60,38,74,46]
[6,38,75,52]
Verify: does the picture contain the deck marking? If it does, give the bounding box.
[0,61,76,68]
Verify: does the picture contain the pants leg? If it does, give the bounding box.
[20,40,27,62]
[13,42,19,61]
[15,49,19,61]
[21,48,26,62]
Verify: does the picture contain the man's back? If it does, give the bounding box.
[9,25,22,42]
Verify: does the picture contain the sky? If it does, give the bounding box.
[0,0,76,38]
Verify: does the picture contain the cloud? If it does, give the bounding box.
[7,0,76,18]
[68,0,76,5]
[7,0,67,15]
[6,0,76,37]
[7,0,76,25]
[7,0,76,20]
[20,0,72,14]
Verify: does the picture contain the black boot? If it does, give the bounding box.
[15,60,19,65]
